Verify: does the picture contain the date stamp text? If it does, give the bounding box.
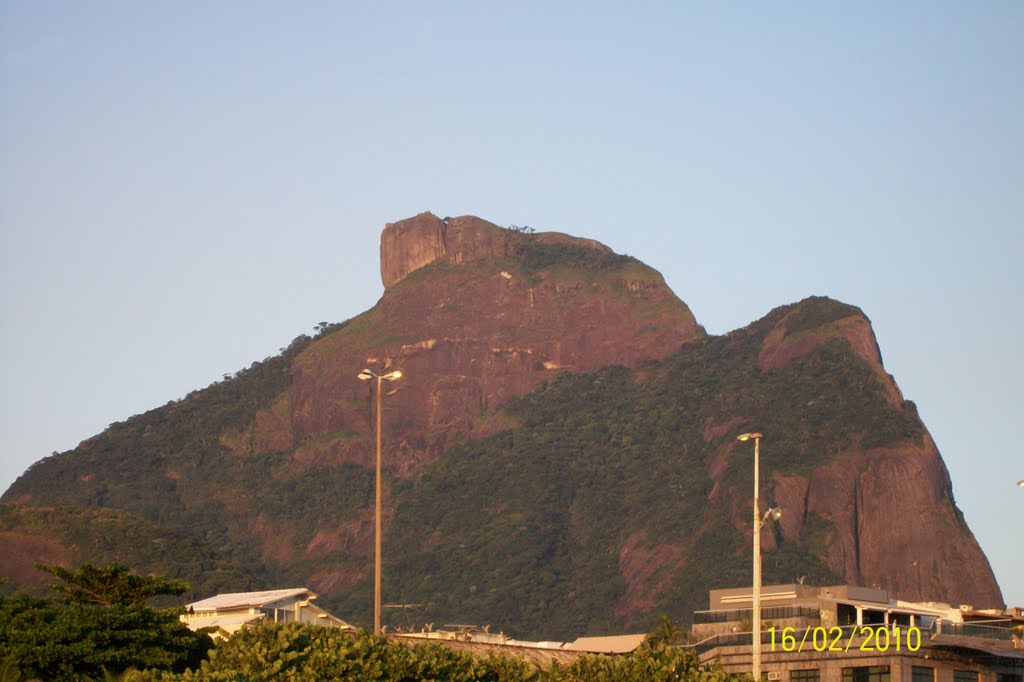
[768,626,922,653]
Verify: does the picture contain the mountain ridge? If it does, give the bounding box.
[1,214,1002,638]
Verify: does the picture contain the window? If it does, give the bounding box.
[911,667,934,682]
[953,672,978,682]
[838,604,858,626]
[861,610,887,625]
[791,671,820,682]
[842,666,891,682]
[889,612,913,626]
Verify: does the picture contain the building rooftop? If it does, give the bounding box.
[187,588,312,612]
[566,634,646,653]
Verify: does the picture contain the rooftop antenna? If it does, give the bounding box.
[383,603,423,630]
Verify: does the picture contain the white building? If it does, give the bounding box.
[181,587,354,637]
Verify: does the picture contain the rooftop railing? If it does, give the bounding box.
[936,622,1015,642]
[693,606,820,624]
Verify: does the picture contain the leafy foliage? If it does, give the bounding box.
[0,564,211,682]
[160,621,538,681]
[38,562,189,607]
[646,615,688,647]
[147,621,732,682]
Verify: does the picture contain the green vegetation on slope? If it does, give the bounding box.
[5,330,318,513]
[505,229,639,276]
[2,283,925,641]
[0,329,342,593]
[0,505,258,600]
[372,299,923,639]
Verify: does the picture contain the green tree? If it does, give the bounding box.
[0,653,40,682]
[150,620,741,682]
[159,622,540,679]
[0,564,211,682]
[645,615,686,646]
[38,562,189,607]
[166,621,538,681]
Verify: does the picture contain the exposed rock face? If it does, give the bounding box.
[258,213,705,474]
[616,531,686,622]
[380,212,614,289]
[771,436,1000,607]
[380,213,517,288]
[752,303,1002,608]
[380,212,448,289]
[0,531,71,586]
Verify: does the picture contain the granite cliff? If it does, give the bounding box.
[233,213,703,475]
[0,213,1002,637]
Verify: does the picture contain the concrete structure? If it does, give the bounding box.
[390,628,646,670]
[390,634,585,668]
[181,588,354,637]
[686,584,1024,681]
[566,634,647,654]
[393,624,645,654]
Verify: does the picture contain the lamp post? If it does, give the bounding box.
[737,432,781,681]
[358,367,403,635]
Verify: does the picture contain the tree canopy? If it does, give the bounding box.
[0,563,211,681]
[38,562,190,607]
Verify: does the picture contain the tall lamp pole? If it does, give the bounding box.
[738,433,764,680]
[358,367,403,635]
[737,432,780,681]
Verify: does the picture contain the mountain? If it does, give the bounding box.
[0,504,258,601]
[1,213,1002,638]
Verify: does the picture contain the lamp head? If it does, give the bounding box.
[769,507,783,521]
[357,369,375,381]
[384,370,403,381]
[1018,480,1024,488]
[737,432,764,442]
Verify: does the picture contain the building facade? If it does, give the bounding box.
[180,587,353,636]
[687,584,1024,682]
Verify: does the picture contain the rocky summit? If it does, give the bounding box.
[0,213,1002,639]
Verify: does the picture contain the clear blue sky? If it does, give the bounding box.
[2,2,1021,607]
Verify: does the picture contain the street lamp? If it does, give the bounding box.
[1017,480,1024,488]
[358,367,403,635]
[737,432,781,681]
